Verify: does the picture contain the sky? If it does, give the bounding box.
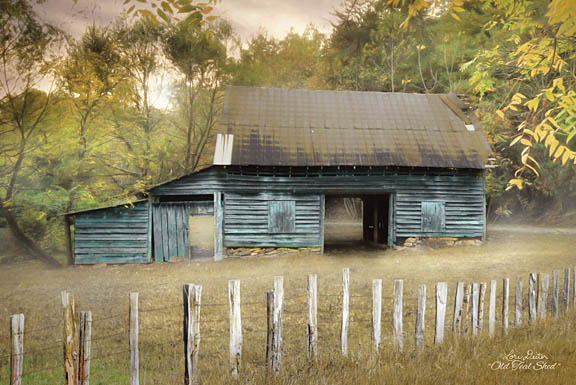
[36,0,340,42]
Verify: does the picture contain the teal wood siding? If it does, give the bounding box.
[421,201,446,233]
[74,203,150,264]
[223,193,322,247]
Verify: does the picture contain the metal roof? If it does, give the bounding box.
[216,86,492,169]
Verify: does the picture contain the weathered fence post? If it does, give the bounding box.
[78,311,92,385]
[393,279,403,352]
[528,273,537,323]
[515,276,522,327]
[488,280,496,337]
[129,292,139,385]
[371,279,382,354]
[564,267,570,312]
[340,268,349,356]
[266,291,273,372]
[502,278,509,335]
[415,284,426,350]
[463,283,471,334]
[552,270,559,319]
[453,282,464,334]
[435,282,447,345]
[478,283,487,333]
[307,274,318,362]
[62,291,77,385]
[10,314,24,385]
[228,280,242,378]
[537,273,549,320]
[471,283,479,336]
[573,266,576,310]
[184,284,202,385]
[271,276,284,373]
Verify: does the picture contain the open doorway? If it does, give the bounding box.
[189,214,214,259]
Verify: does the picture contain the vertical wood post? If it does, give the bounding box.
[228,280,242,378]
[515,276,522,327]
[552,270,559,319]
[371,279,382,354]
[537,273,549,320]
[564,267,570,312]
[129,293,139,385]
[265,291,273,372]
[271,276,284,373]
[10,314,24,385]
[478,283,487,333]
[502,278,509,335]
[471,283,479,336]
[528,273,537,323]
[62,291,77,385]
[415,284,426,350]
[78,311,92,385]
[64,215,74,265]
[435,282,447,345]
[184,284,202,385]
[573,266,576,310]
[214,192,223,261]
[340,268,349,356]
[463,283,471,334]
[307,274,318,362]
[393,279,403,352]
[488,280,496,337]
[452,282,464,334]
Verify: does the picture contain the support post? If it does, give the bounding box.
[435,282,447,344]
[340,268,349,356]
[129,293,139,385]
[552,270,559,319]
[471,283,479,336]
[463,283,471,334]
[528,273,537,324]
[537,273,549,320]
[478,283,487,334]
[564,268,570,312]
[62,291,77,385]
[393,280,403,352]
[270,277,284,373]
[371,279,382,354]
[10,314,24,385]
[307,274,318,362]
[488,280,496,337]
[265,291,273,372]
[78,311,92,385]
[515,276,522,327]
[415,284,426,350]
[64,215,74,265]
[502,278,509,335]
[228,280,242,378]
[214,192,224,261]
[184,284,202,385]
[452,282,464,334]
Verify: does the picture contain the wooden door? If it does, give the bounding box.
[152,203,190,261]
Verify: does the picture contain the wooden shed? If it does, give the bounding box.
[66,86,492,264]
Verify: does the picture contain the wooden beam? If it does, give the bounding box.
[214,192,224,261]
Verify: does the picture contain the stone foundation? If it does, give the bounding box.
[226,247,322,258]
[402,237,482,248]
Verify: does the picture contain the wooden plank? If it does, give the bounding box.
[463,283,471,334]
[214,193,223,261]
[271,277,284,373]
[528,273,537,324]
[371,279,382,353]
[564,267,570,312]
[471,283,479,336]
[129,293,139,385]
[552,270,559,319]
[393,279,404,352]
[307,274,318,361]
[502,278,509,335]
[266,291,273,372]
[61,291,77,385]
[320,195,325,253]
[538,273,549,320]
[153,205,163,262]
[184,284,202,385]
[161,204,170,261]
[453,282,464,334]
[166,205,176,260]
[10,314,24,385]
[415,284,426,350]
[78,311,92,385]
[228,280,242,379]
[435,282,447,344]
[147,198,152,262]
[488,280,496,337]
[340,268,349,356]
[478,283,486,333]
[515,276,522,327]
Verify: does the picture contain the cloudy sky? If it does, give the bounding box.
[36,0,341,42]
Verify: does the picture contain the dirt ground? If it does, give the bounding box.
[0,223,575,384]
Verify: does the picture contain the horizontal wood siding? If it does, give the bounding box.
[74,203,150,264]
[223,193,322,247]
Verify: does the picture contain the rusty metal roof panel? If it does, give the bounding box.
[217,86,492,169]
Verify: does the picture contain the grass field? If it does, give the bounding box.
[0,224,575,384]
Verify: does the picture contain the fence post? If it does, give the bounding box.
[515,276,522,327]
[528,273,537,323]
[129,292,139,385]
[61,291,77,385]
[78,311,92,385]
[463,283,471,334]
[415,284,426,350]
[10,314,24,385]
[266,291,273,372]
[435,282,447,345]
[564,267,570,312]
[573,266,576,310]
[340,268,349,356]
[478,283,487,333]
[502,278,509,335]
[184,284,202,385]
[488,280,496,337]
[452,282,464,334]
[393,279,403,352]
[307,274,318,362]
[271,276,284,373]
[371,279,382,354]
[537,273,549,320]
[552,270,559,319]
[471,283,479,336]
[228,280,242,379]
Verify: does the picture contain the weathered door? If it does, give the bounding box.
[153,203,190,261]
[421,201,446,233]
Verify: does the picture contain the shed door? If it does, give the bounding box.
[421,201,445,233]
[153,203,190,261]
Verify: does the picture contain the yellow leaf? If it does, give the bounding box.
[506,179,524,191]
[451,12,461,21]
[520,138,533,147]
[562,150,571,165]
[553,145,565,160]
[510,135,523,146]
[496,110,505,119]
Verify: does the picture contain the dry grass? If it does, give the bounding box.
[0,224,575,384]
